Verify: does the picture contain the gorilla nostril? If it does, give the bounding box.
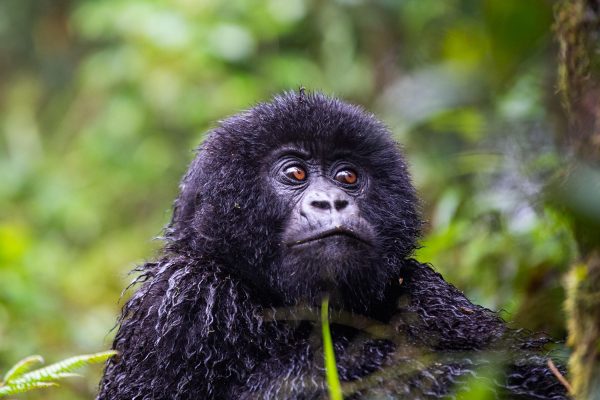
[311,200,331,210]
[334,200,349,211]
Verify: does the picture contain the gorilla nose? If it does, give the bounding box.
[310,199,349,211]
[303,188,356,217]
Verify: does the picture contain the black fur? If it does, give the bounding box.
[97,92,567,399]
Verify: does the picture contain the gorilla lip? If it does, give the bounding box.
[287,227,372,247]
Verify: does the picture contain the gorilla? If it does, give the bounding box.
[97,91,567,399]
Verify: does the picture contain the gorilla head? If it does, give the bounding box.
[167,90,420,310]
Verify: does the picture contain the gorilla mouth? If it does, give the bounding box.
[288,227,372,247]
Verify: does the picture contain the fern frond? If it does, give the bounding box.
[15,351,117,383]
[0,381,57,396]
[0,350,117,398]
[2,355,44,383]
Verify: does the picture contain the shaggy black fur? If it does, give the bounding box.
[97,91,567,399]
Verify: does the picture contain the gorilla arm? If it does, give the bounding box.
[97,256,271,400]
[389,260,568,399]
[239,260,569,399]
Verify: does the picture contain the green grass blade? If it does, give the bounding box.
[2,355,44,384]
[321,297,343,400]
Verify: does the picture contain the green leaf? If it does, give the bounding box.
[0,381,58,396]
[321,297,343,400]
[0,351,117,398]
[14,350,117,383]
[2,355,44,384]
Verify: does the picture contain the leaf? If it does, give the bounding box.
[321,297,343,400]
[0,381,58,396]
[14,350,117,383]
[0,350,117,398]
[2,355,44,384]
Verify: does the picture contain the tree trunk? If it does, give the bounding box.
[555,1,600,398]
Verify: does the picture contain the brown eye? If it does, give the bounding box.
[284,166,307,181]
[335,169,358,185]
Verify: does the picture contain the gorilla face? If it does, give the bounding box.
[168,91,421,310]
[267,145,379,307]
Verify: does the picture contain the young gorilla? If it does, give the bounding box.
[98,91,567,399]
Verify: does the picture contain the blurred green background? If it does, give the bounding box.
[0,0,577,398]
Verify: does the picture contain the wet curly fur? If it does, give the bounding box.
[97,92,567,399]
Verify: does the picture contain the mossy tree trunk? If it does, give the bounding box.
[555,1,600,398]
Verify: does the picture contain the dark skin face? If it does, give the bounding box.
[267,145,380,307]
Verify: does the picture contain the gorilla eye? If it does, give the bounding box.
[284,166,307,182]
[335,169,358,185]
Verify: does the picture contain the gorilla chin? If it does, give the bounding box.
[276,228,388,309]
[273,249,389,310]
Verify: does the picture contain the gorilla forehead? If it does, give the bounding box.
[205,91,400,167]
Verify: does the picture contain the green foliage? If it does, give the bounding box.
[0,351,116,397]
[453,363,501,400]
[321,297,343,400]
[0,0,579,398]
